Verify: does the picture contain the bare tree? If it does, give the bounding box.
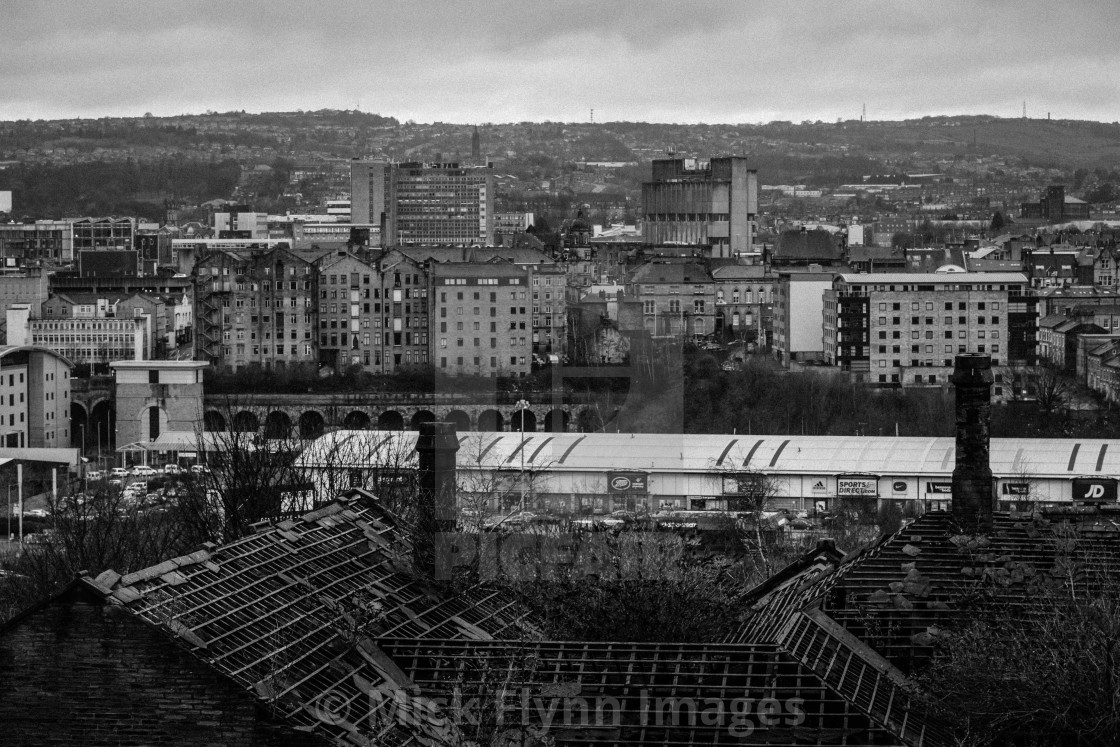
[0,478,203,622]
[918,549,1120,746]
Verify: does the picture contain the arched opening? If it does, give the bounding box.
[264,411,292,439]
[232,410,260,433]
[89,400,116,453]
[478,409,504,432]
[377,410,404,431]
[445,409,471,432]
[510,409,536,433]
[203,410,227,432]
[299,411,326,440]
[70,402,89,451]
[342,410,371,430]
[544,408,570,433]
[410,410,436,430]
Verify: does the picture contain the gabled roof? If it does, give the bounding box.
[81,491,537,745]
[731,507,1120,746]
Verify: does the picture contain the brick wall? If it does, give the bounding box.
[0,588,326,747]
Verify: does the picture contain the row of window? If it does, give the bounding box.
[440,356,528,369]
[439,337,528,348]
[879,301,1002,312]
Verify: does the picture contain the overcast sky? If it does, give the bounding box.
[2,0,1117,124]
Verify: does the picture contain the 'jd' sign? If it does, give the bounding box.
[1073,478,1118,502]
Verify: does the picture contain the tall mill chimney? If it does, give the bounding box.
[950,354,995,532]
[414,422,459,577]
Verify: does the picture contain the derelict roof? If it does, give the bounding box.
[298,431,1120,480]
[82,491,536,745]
[729,507,1120,745]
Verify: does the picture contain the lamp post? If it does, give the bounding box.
[516,398,529,510]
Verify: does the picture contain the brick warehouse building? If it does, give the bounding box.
[431,259,531,377]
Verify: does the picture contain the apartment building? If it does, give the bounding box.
[0,344,71,448]
[430,260,530,377]
[192,247,317,370]
[823,272,1037,387]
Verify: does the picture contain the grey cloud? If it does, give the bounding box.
[1,1,1118,123]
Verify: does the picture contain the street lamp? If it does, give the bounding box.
[516,398,529,510]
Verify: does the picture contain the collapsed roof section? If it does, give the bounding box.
[731,506,1120,746]
[82,489,537,745]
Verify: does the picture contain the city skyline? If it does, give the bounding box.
[2,0,1118,125]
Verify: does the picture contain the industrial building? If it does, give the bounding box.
[297,430,1120,515]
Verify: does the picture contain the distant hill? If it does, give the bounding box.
[2,110,1119,219]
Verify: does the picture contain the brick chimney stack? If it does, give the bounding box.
[414,422,459,576]
[950,354,995,532]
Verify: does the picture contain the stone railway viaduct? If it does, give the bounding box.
[70,376,622,448]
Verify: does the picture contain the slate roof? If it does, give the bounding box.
[773,230,842,262]
[730,506,1120,746]
[81,490,537,746]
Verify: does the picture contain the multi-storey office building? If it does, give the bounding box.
[642,156,757,259]
[349,159,391,230]
[18,315,145,370]
[430,260,531,377]
[823,272,1037,387]
[42,291,164,359]
[350,159,494,246]
[391,162,494,246]
[0,221,73,264]
[192,247,317,370]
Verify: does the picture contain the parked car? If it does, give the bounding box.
[190,464,211,474]
[85,469,104,481]
[26,508,49,518]
[109,467,129,479]
[162,464,180,475]
[130,465,157,477]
